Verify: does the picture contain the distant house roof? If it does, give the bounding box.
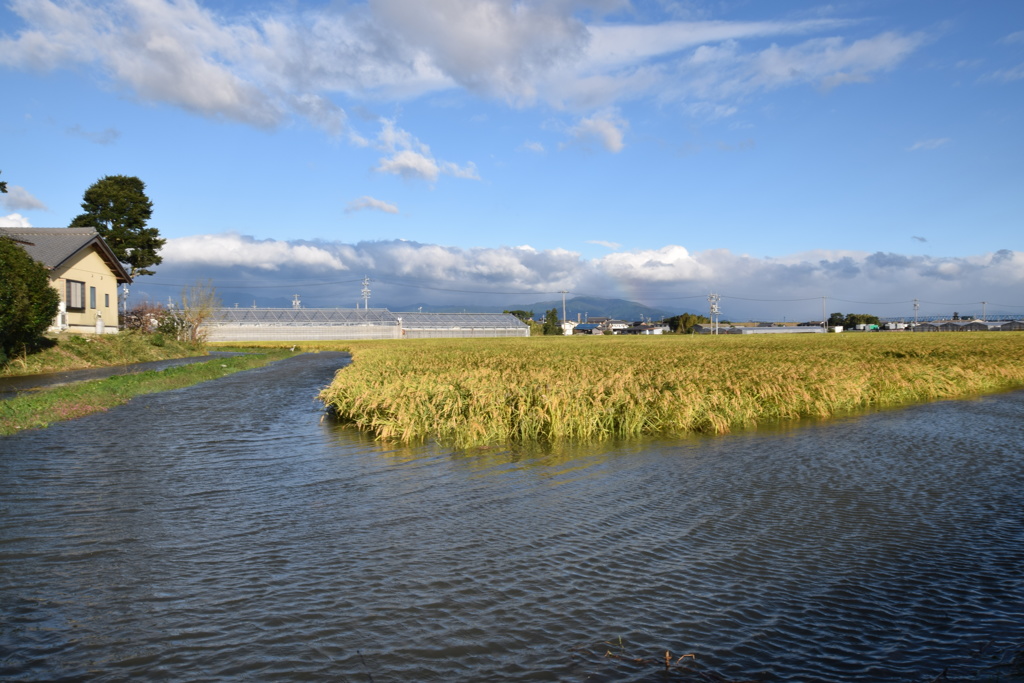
[0,227,132,284]
[732,326,824,334]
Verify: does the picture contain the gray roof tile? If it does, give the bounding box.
[0,227,132,283]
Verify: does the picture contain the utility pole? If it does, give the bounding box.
[913,298,919,326]
[559,290,568,323]
[981,301,987,321]
[361,276,371,309]
[822,296,826,332]
[708,293,721,335]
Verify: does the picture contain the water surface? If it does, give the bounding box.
[2,353,1022,681]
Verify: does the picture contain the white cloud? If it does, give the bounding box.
[521,141,545,153]
[587,240,621,250]
[370,0,590,106]
[582,19,846,70]
[159,233,347,271]
[67,124,121,145]
[598,244,710,281]
[984,63,1024,83]
[566,110,627,152]
[151,233,1024,320]
[0,1,929,134]
[0,186,48,211]
[441,160,480,180]
[0,213,33,228]
[376,149,442,181]
[369,118,479,182]
[346,196,399,214]
[908,138,950,151]
[731,32,926,96]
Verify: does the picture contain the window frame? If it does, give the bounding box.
[66,280,86,312]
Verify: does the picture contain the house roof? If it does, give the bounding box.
[0,227,132,284]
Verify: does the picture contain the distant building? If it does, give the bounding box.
[621,322,669,335]
[599,319,630,334]
[202,308,529,342]
[730,327,824,335]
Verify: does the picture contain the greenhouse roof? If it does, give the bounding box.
[394,312,527,328]
[207,308,527,328]
[209,308,398,325]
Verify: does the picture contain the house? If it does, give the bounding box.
[621,322,670,335]
[0,227,132,333]
[599,319,630,334]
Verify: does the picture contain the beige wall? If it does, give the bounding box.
[50,248,123,332]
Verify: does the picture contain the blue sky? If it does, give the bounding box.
[2,0,1022,320]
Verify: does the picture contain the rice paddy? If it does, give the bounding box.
[318,333,1024,448]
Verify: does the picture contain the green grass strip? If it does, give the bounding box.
[1,350,292,436]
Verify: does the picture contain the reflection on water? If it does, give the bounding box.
[2,352,1023,681]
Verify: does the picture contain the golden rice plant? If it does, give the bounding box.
[318,333,1024,448]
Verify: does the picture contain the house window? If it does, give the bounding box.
[105,293,110,308]
[66,280,86,312]
[90,287,97,309]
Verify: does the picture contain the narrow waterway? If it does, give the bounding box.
[1,353,1022,681]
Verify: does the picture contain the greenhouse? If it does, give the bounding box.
[202,308,528,342]
[395,312,530,338]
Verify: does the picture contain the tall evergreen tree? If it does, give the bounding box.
[70,175,165,277]
[542,308,561,335]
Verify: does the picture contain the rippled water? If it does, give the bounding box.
[2,353,1022,681]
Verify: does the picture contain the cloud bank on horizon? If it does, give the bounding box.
[139,234,1024,320]
[1,0,1022,318]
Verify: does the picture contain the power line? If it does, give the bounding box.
[831,298,914,306]
[144,278,365,289]
[720,295,821,302]
[138,277,1020,314]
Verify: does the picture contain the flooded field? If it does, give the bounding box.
[2,353,1022,681]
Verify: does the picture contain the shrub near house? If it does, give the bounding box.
[0,235,61,363]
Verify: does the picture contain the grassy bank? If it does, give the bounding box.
[1,332,204,377]
[1,349,293,435]
[318,334,1024,448]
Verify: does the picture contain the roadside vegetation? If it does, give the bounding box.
[1,348,292,435]
[318,333,1024,448]
[0,331,203,377]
